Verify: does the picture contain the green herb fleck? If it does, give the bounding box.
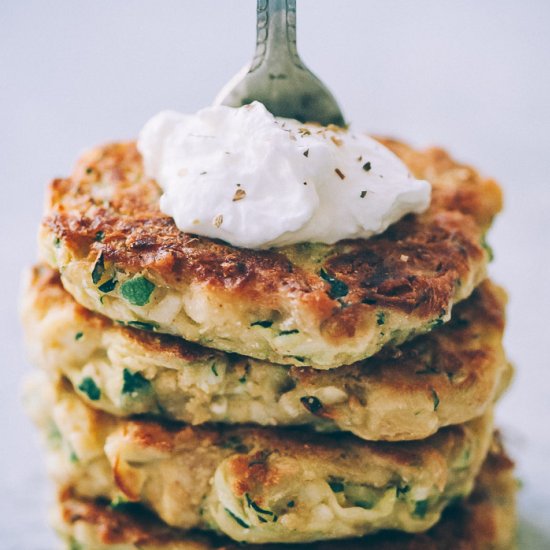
[126,320,158,331]
[98,278,117,293]
[300,395,323,414]
[69,538,84,550]
[413,499,429,518]
[376,311,386,325]
[78,377,101,401]
[360,190,367,198]
[251,320,273,328]
[109,496,129,510]
[429,317,445,329]
[287,500,295,508]
[69,450,79,463]
[239,375,247,384]
[122,368,151,395]
[47,422,62,445]
[53,237,61,248]
[224,508,249,529]
[120,276,155,306]
[246,494,274,516]
[95,230,105,242]
[109,497,142,514]
[91,253,105,284]
[279,329,299,336]
[362,161,372,172]
[396,485,410,498]
[319,268,349,300]
[431,389,440,411]
[481,235,494,262]
[75,332,84,341]
[211,364,219,377]
[329,480,344,493]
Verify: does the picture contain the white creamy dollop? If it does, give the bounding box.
[138,102,431,249]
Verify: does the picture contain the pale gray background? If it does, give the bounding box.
[1,1,549,548]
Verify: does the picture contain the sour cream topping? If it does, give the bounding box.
[138,102,431,249]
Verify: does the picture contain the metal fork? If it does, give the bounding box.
[214,0,345,126]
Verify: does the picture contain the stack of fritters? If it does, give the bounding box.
[23,138,516,548]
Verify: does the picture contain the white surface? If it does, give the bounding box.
[1,1,549,548]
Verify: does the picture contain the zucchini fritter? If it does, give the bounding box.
[39,139,502,368]
[53,436,517,549]
[27,376,494,544]
[23,265,510,441]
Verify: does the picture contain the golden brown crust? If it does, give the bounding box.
[40,139,501,367]
[380,139,503,231]
[55,436,516,549]
[44,203,481,320]
[111,416,465,469]
[292,279,508,420]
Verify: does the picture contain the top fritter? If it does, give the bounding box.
[40,138,501,369]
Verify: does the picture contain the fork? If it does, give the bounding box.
[214,0,345,126]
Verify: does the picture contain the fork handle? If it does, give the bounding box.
[250,0,302,73]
